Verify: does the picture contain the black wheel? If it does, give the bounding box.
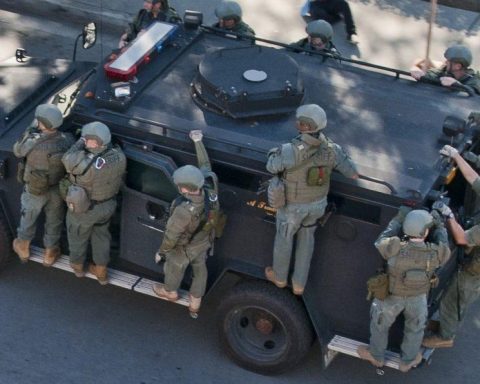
[216,280,314,375]
[0,211,13,270]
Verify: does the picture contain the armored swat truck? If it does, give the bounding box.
[0,18,479,375]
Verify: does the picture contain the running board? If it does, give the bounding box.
[327,335,434,372]
[29,246,189,307]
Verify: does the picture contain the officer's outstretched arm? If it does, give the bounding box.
[189,130,212,173]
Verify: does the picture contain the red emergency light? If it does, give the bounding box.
[104,22,178,81]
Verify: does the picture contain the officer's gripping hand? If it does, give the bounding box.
[189,130,203,142]
[440,145,458,159]
[395,205,412,223]
[430,210,443,227]
[154,251,167,264]
[432,201,453,219]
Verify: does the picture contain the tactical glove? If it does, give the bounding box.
[439,145,458,158]
[154,251,167,264]
[432,201,454,219]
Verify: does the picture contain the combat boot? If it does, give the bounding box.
[399,353,422,373]
[43,246,61,267]
[422,334,454,349]
[70,263,85,278]
[265,267,287,288]
[357,346,383,368]
[152,283,178,301]
[13,238,30,263]
[292,281,304,296]
[88,264,108,285]
[189,294,202,315]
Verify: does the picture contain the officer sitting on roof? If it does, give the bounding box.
[410,44,480,96]
[358,207,450,372]
[118,0,181,48]
[290,19,339,56]
[212,0,255,37]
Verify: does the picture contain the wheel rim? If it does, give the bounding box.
[226,305,289,363]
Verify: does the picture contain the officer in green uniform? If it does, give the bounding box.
[358,208,450,372]
[12,104,74,266]
[62,122,126,284]
[153,130,219,316]
[212,0,255,37]
[423,144,480,348]
[410,44,480,96]
[265,104,358,295]
[118,0,181,48]
[290,19,339,55]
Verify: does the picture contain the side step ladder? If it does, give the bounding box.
[30,246,192,310]
[327,335,434,374]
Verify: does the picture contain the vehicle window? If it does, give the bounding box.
[126,159,178,202]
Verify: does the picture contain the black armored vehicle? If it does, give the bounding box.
[0,17,479,375]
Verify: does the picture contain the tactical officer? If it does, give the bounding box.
[358,208,450,372]
[422,145,480,348]
[12,104,74,266]
[118,0,181,48]
[62,122,126,284]
[265,104,358,295]
[411,44,480,96]
[212,1,255,37]
[153,130,219,316]
[308,0,357,42]
[290,19,339,55]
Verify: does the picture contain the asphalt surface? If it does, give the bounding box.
[0,1,480,383]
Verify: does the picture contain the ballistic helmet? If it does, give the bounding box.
[306,20,333,42]
[403,210,433,238]
[81,121,111,146]
[296,104,327,132]
[444,44,472,68]
[215,1,242,21]
[35,104,63,130]
[173,165,205,191]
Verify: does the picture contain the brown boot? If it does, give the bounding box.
[357,346,383,368]
[292,281,304,296]
[422,334,454,349]
[265,267,287,288]
[70,263,85,278]
[399,353,422,373]
[189,294,202,314]
[152,283,178,301]
[13,238,30,263]
[43,246,61,267]
[88,264,108,285]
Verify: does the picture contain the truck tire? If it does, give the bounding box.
[0,211,13,271]
[216,280,314,375]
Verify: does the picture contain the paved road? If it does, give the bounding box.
[0,1,480,383]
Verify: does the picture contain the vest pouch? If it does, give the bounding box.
[306,166,329,186]
[16,160,26,184]
[27,169,49,195]
[213,210,227,238]
[402,269,430,291]
[47,152,66,185]
[464,255,480,276]
[366,272,389,300]
[267,176,286,209]
[66,185,91,214]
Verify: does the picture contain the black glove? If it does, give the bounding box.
[154,251,166,264]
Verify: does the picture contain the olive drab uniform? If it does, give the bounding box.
[13,124,74,248]
[421,67,480,95]
[124,5,180,43]
[289,38,338,55]
[437,178,480,340]
[62,139,126,266]
[368,214,450,365]
[159,140,219,299]
[211,20,255,37]
[266,132,357,290]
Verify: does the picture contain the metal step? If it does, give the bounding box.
[327,335,433,371]
[30,246,190,307]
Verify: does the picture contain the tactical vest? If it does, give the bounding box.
[70,145,126,201]
[283,138,336,204]
[24,132,73,191]
[387,242,442,296]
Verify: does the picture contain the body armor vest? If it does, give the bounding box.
[388,242,441,296]
[283,138,336,204]
[70,146,126,201]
